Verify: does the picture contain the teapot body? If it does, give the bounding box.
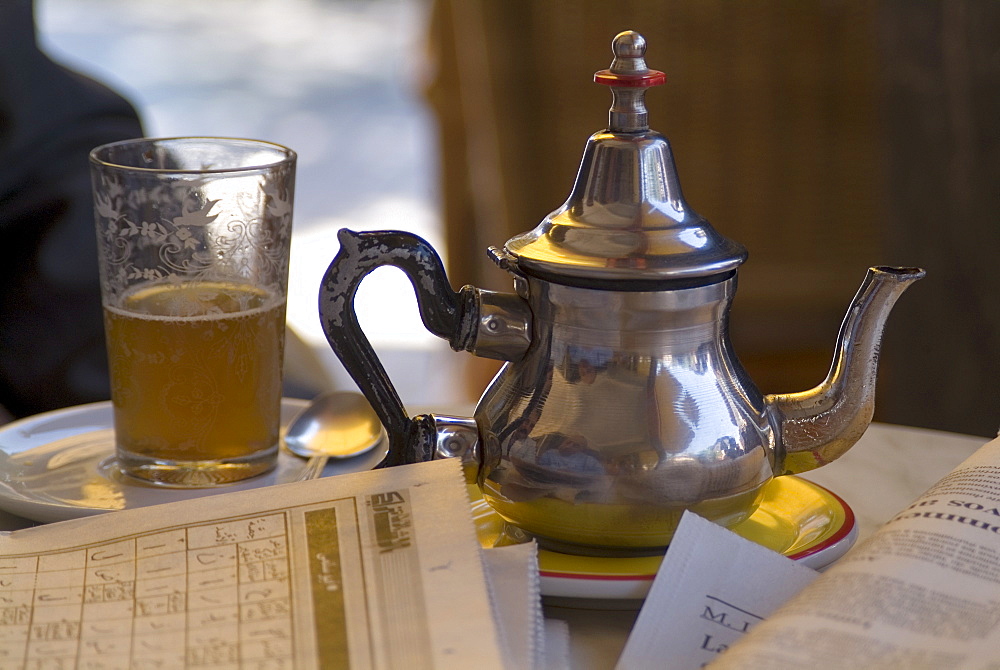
[475,275,776,553]
[320,228,923,555]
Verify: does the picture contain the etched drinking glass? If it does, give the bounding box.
[90,137,296,486]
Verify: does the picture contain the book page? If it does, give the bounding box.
[0,458,504,670]
[710,435,1000,668]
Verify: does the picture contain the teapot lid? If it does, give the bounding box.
[503,31,747,287]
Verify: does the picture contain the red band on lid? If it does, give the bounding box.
[593,70,666,88]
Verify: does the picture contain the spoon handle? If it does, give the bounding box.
[296,456,329,482]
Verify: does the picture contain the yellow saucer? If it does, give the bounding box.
[471,476,856,600]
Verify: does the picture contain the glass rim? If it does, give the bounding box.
[89,136,297,174]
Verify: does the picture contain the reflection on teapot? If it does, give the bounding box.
[319,31,925,556]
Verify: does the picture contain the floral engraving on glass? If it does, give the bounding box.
[93,171,294,308]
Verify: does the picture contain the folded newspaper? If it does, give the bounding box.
[619,433,1000,669]
[0,458,547,669]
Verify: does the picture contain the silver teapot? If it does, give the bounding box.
[319,31,924,555]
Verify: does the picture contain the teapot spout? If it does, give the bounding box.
[766,266,926,475]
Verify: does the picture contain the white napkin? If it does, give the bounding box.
[482,542,547,669]
[616,511,819,669]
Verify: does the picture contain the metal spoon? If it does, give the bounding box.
[283,391,385,481]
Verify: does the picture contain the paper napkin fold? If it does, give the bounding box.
[617,511,819,670]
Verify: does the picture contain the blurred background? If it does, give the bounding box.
[28,0,1000,436]
[35,0,459,407]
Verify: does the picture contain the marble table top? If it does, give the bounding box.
[0,421,988,669]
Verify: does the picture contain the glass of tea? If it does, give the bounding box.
[90,137,296,486]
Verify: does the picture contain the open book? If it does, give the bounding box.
[0,459,530,669]
[620,433,1000,669]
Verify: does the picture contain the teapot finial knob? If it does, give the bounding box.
[594,30,665,132]
[610,31,649,73]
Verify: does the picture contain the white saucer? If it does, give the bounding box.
[0,399,388,523]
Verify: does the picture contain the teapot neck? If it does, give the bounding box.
[526,274,739,341]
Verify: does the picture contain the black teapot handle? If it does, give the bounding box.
[318,229,478,467]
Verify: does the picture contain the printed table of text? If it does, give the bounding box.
[0,513,294,669]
